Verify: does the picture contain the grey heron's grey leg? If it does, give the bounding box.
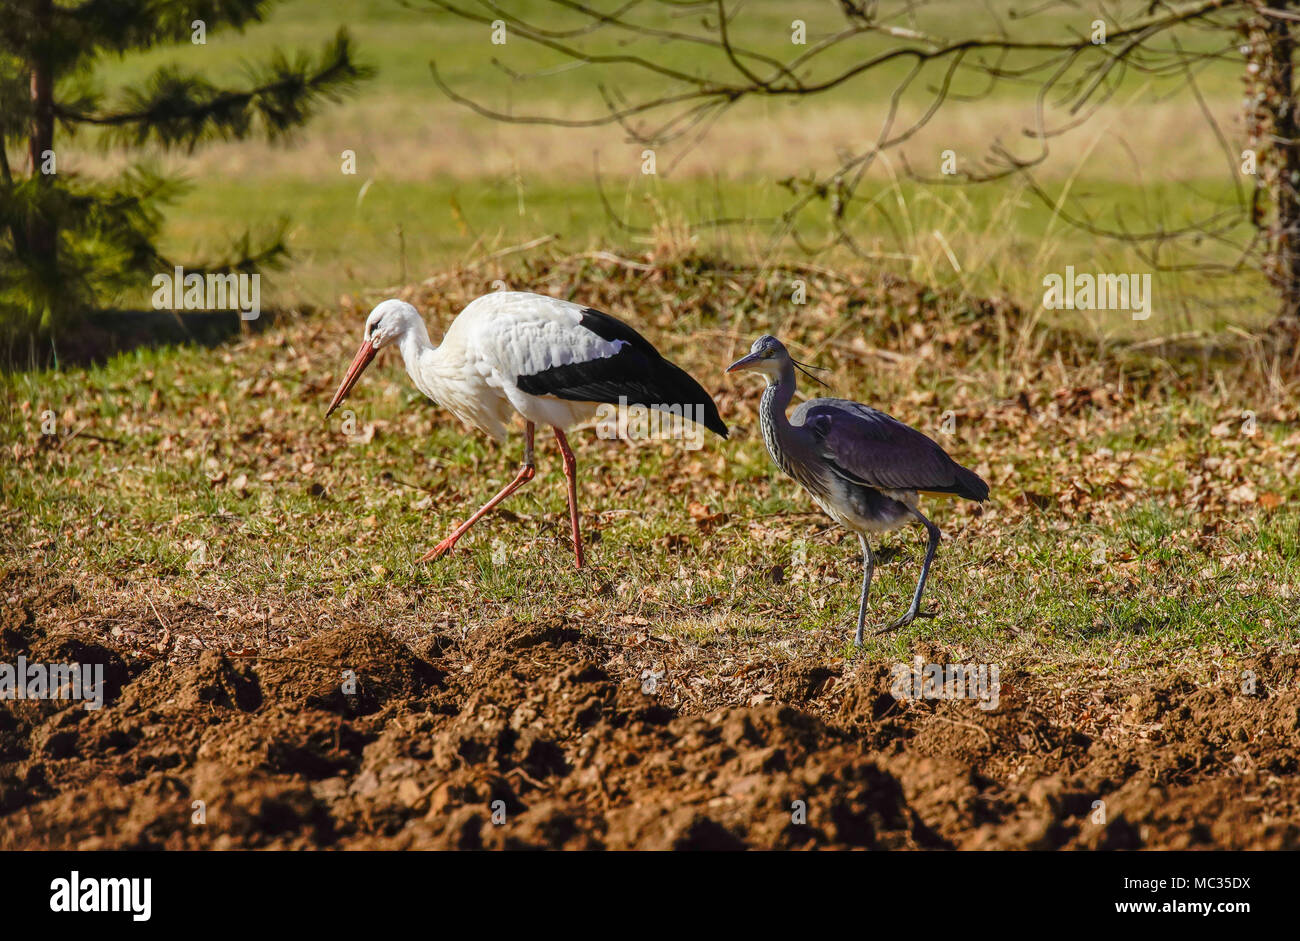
[853,533,874,647]
[875,506,942,633]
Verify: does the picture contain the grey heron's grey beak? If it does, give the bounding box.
[326,339,378,417]
[726,352,763,373]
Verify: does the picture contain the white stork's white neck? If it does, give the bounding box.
[395,315,441,401]
[390,310,505,440]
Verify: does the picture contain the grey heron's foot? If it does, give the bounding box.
[873,607,938,634]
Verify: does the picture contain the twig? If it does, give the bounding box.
[579,250,656,272]
[226,652,349,670]
[58,424,126,450]
[464,233,561,270]
[143,593,169,632]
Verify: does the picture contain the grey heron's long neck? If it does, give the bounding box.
[758,363,799,474]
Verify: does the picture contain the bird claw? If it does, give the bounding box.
[415,537,456,565]
[873,607,939,634]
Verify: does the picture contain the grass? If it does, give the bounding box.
[119,171,1271,337]
[24,0,1267,331]
[3,251,1296,686]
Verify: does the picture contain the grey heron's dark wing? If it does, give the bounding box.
[793,398,988,501]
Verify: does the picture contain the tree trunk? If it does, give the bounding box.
[1249,4,1300,340]
[25,0,56,273]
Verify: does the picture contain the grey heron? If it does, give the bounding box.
[727,335,988,645]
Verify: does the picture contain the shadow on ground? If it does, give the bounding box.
[3,307,296,372]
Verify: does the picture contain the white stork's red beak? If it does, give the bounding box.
[326,339,378,417]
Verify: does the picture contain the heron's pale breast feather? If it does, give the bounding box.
[818,479,913,534]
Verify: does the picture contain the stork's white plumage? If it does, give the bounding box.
[326,292,726,567]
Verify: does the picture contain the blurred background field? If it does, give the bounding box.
[60,0,1268,336]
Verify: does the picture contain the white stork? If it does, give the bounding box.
[325,292,727,567]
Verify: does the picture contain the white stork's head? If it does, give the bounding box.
[364,299,423,351]
[326,299,425,417]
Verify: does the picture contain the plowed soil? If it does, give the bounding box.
[3,570,1297,850]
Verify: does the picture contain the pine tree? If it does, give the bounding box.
[0,1,372,348]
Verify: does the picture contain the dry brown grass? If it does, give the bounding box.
[56,97,1242,184]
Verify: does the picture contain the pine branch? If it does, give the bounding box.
[55,0,269,57]
[54,28,373,151]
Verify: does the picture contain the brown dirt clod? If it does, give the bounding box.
[2,571,1297,850]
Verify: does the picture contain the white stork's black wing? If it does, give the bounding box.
[793,398,988,501]
[513,305,728,438]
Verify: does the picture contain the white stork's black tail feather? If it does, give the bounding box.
[515,307,728,438]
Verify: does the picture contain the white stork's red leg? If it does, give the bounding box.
[552,426,584,568]
[416,422,536,564]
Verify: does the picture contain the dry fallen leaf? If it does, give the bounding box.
[1226,483,1257,504]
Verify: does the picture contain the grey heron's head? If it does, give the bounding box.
[726,334,790,382]
[726,334,829,388]
[326,299,424,417]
